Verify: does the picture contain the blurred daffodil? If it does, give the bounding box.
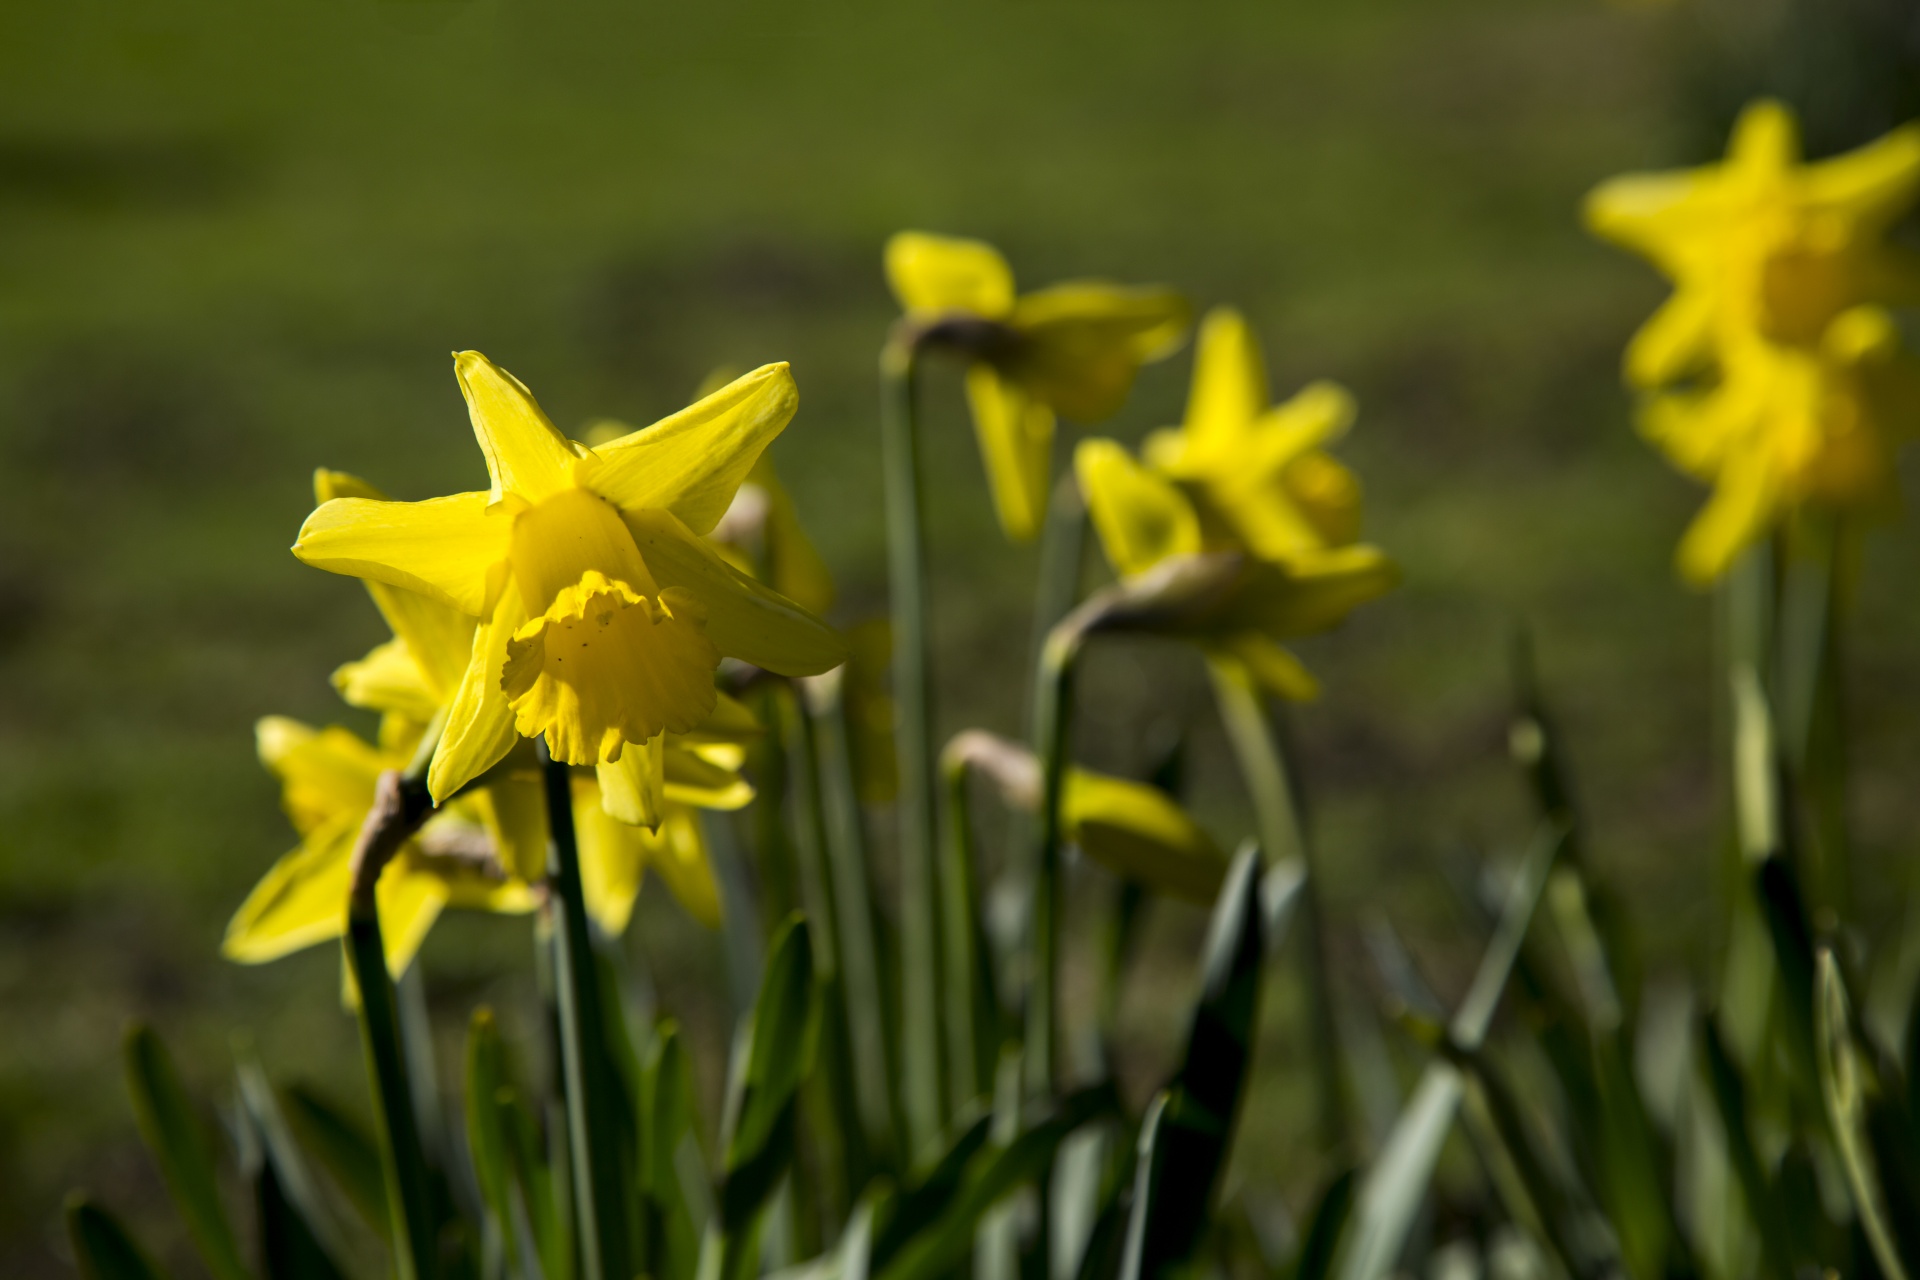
[1586,100,1920,579]
[885,231,1190,541]
[294,355,845,821]
[944,730,1225,903]
[224,717,536,978]
[1074,438,1396,700]
[1144,308,1364,556]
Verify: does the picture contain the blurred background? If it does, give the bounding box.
[4,0,1920,1274]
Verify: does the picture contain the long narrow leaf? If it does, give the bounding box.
[280,1085,389,1235]
[465,1008,523,1274]
[1816,950,1916,1280]
[236,1052,349,1280]
[644,1022,705,1280]
[65,1194,168,1280]
[123,1023,249,1280]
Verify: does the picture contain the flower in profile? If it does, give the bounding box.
[1144,307,1364,557]
[1585,99,1920,579]
[885,231,1190,541]
[294,355,845,820]
[1073,314,1396,701]
[223,717,536,977]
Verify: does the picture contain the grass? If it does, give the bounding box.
[2,1,1918,1275]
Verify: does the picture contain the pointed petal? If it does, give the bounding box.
[648,808,722,928]
[1063,768,1226,904]
[1211,634,1321,702]
[581,363,799,536]
[453,351,580,505]
[474,771,548,882]
[597,733,666,829]
[1677,452,1779,585]
[1075,438,1201,579]
[664,746,754,810]
[1011,283,1190,422]
[1180,307,1269,461]
[375,864,449,978]
[965,364,1055,542]
[428,587,527,803]
[1728,98,1800,175]
[621,507,846,675]
[885,231,1015,318]
[222,819,357,963]
[573,779,646,936]
[1228,543,1400,638]
[1806,122,1920,231]
[295,493,508,616]
[314,468,387,503]
[258,719,385,836]
[1625,288,1716,388]
[333,639,441,722]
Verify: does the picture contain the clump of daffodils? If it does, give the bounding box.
[1586,100,1920,582]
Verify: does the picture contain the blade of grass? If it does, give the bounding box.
[65,1194,168,1280]
[1816,950,1917,1280]
[123,1023,249,1280]
[280,1085,388,1237]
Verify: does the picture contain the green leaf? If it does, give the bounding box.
[235,1052,348,1280]
[1697,1013,1796,1280]
[280,1085,388,1236]
[874,1085,1117,1280]
[464,1008,522,1274]
[1756,857,1820,1090]
[66,1194,168,1280]
[123,1023,249,1280]
[1291,1168,1355,1280]
[1816,950,1918,1280]
[644,1022,705,1280]
[868,1110,991,1268]
[727,913,821,1173]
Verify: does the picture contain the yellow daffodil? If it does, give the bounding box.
[705,455,835,620]
[1586,99,1920,579]
[293,355,845,824]
[944,729,1225,902]
[1075,438,1396,700]
[885,231,1190,541]
[224,717,536,977]
[1143,307,1364,556]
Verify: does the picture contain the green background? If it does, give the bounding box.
[2,1,1917,1274]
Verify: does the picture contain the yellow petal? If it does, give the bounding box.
[757,460,836,617]
[1226,543,1401,638]
[1062,769,1225,904]
[1727,98,1799,176]
[1178,307,1270,463]
[581,364,800,537]
[453,351,581,505]
[1677,452,1779,586]
[333,638,441,723]
[884,231,1015,318]
[508,485,660,615]
[1075,438,1201,578]
[664,745,755,810]
[621,507,847,675]
[314,468,386,503]
[503,573,719,765]
[1010,283,1190,422]
[964,364,1055,542]
[375,862,449,978]
[597,732,666,829]
[1806,122,1920,231]
[648,807,722,928]
[258,718,385,837]
[676,689,764,749]
[428,586,528,803]
[295,493,509,616]
[1624,289,1716,388]
[1210,635,1321,702]
[573,777,646,936]
[222,817,358,963]
[471,770,548,882]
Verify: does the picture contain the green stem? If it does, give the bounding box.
[538,740,631,1280]
[1207,658,1350,1155]
[940,754,999,1114]
[1027,473,1087,688]
[881,331,944,1157]
[1026,628,1080,1102]
[347,906,438,1280]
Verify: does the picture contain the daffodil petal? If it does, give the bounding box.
[885,231,1016,318]
[1677,452,1779,586]
[222,818,358,963]
[474,771,549,882]
[375,863,449,978]
[1062,769,1225,904]
[295,492,508,616]
[258,718,385,837]
[1011,282,1190,422]
[428,586,527,803]
[964,364,1055,543]
[1180,307,1270,463]
[573,778,645,936]
[453,351,581,505]
[1210,635,1321,702]
[1624,289,1716,388]
[1228,543,1401,637]
[664,746,754,810]
[333,638,441,722]
[597,733,666,829]
[582,363,800,537]
[621,507,846,676]
[648,807,722,928]
[1075,438,1201,578]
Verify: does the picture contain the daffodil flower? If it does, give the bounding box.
[1074,438,1396,700]
[293,354,846,823]
[885,232,1190,541]
[1586,100,1920,579]
[1143,307,1364,557]
[224,717,537,977]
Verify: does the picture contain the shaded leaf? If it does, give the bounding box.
[1815,949,1915,1280]
[280,1085,389,1236]
[66,1194,168,1280]
[123,1023,249,1280]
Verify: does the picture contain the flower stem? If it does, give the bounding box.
[344,772,438,1280]
[1206,658,1350,1156]
[1026,627,1081,1103]
[880,329,945,1157]
[537,739,632,1280]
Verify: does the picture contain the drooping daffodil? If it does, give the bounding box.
[1144,307,1365,557]
[1586,99,1920,580]
[224,716,537,977]
[293,355,846,825]
[885,232,1190,541]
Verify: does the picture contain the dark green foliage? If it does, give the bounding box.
[65,1196,166,1280]
[123,1023,249,1280]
